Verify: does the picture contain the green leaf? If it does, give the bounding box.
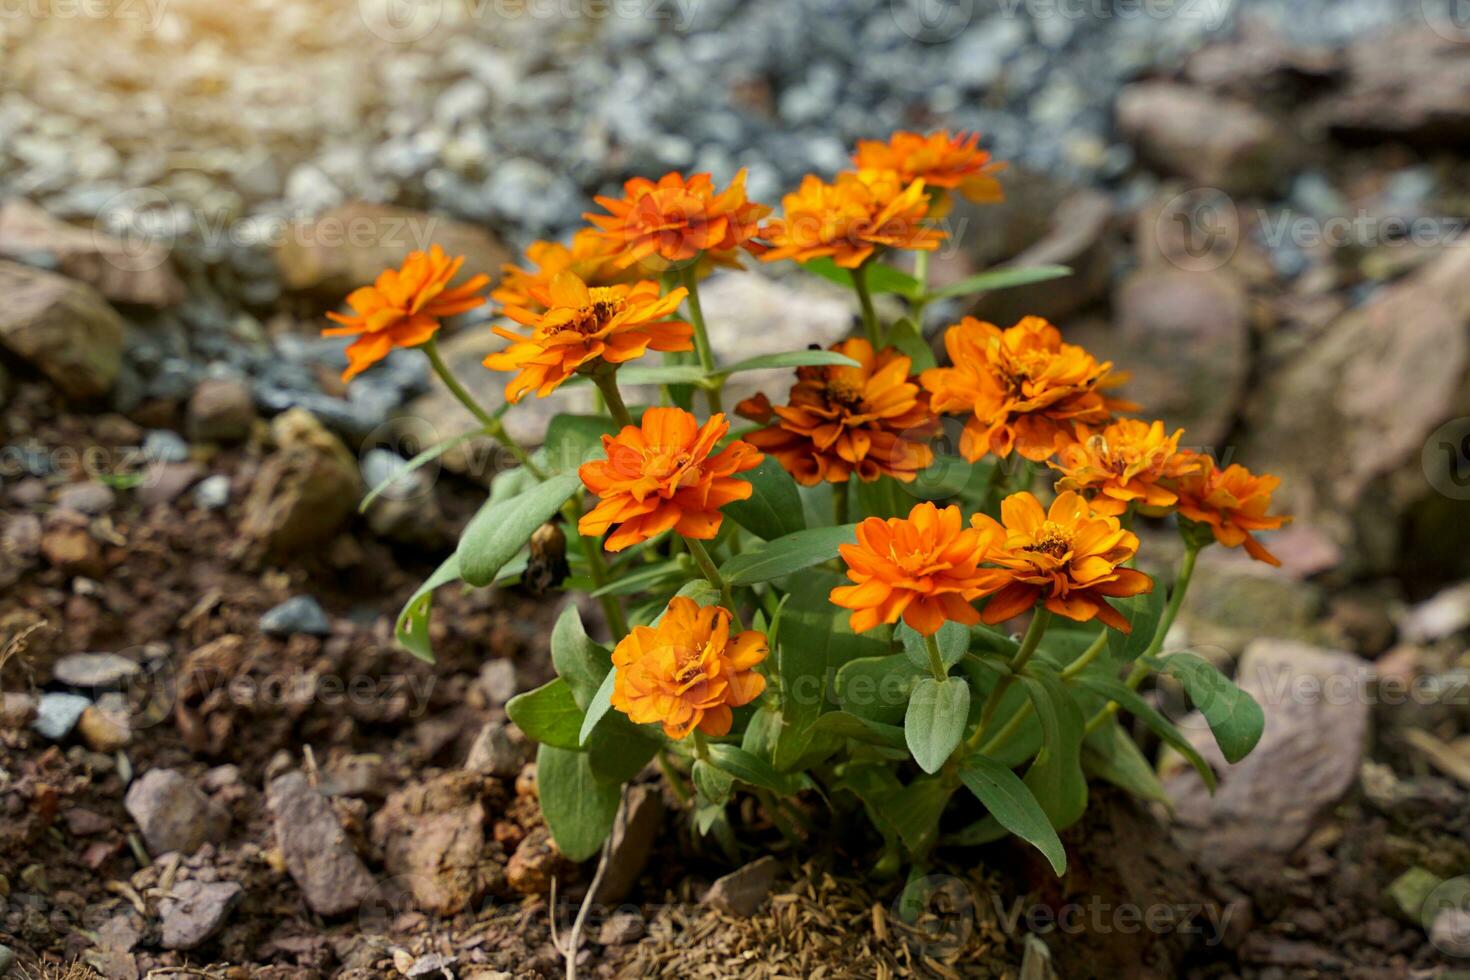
[1104,586,1166,668]
[361,429,482,512]
[718,524,858,586]
[723,457,807,541]
[771,571,887,769]
[589,558,689,597]
[587,723,660,785]
[613,364,709,387]
[457,472,582,587]
[805,710,906,748]
[1017,668,1088,830]
[906,455,995,503]
[888,776,954,855]
[926,264,1071,301]
[834,654,925,725]
[1074,674,1217,791]
[898,620,969,673]
[394,553,460,662]
[1147,653,1264,763]
[706,744,801,794]
[714,350,861,377]
[543,414,618,473]
[957,755,1067,875]
[578,669,618,746]
[536,744,620,861]
[905,676,971,774]
[506,679,584,751]
[887,317,936,372]
[800,256,920,297]
[551,604,610,711]
[1082,721,1168,804]
[693,759,734,804]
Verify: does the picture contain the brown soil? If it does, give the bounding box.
[2,377,1466,979]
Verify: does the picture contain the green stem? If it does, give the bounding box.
[923,632,948,682]
[911,249,931,322]
[968,608,1051,751]
[980,626,1109,755]
[851,262,882,347]
[1084,545,1200,734]
[686,538,742,628]
[657,750,692,804]
[590,368,635,429]
[679,264,723,415]
[422,337,544,479]
[562,498,629,640]
[833,481,849,527]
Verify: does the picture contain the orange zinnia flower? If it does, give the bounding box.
[483,271,692,402]
[578,407,763,552]
[830,501,1002,636]
[610,596,768,739]
[1171,454,1290,566]
[586,169,770,272]
[971,491,1153,632]
[736,338,940,485]
[758,169,945,269]
[921,316,1133,463]
[324,245,489,382]
[491,229,640,312]
[851,130,1006,206]
[1049,419,1199,516]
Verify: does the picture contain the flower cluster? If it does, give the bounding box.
[329,132,1289,876]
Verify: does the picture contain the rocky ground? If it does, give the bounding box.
[4,1,1470,977]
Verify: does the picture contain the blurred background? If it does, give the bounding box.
[4,1,1470,976]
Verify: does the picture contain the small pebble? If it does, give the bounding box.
[193,474,231,510]
[32,692,91,740]
[259,595,331,637]
[52,652,140,689]
[143,429,191,464]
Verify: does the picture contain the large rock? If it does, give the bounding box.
[0,198,184,307]
[0,260,124,398]
[123,769,231,856]
[1073,267,1250,447]
[1317,28,1470,146]
[1242,242,1470,573]
[266,772,377,916]
[1164,640,1372,870]
[369,772,504,916]
[1116,82,1288,195]
[275,201,510,296]
[239,408,361,559]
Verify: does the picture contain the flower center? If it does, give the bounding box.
[825,376,864,409]
[1024,521,1073,558]
[556,290,627,336]
[644,449,692,480]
